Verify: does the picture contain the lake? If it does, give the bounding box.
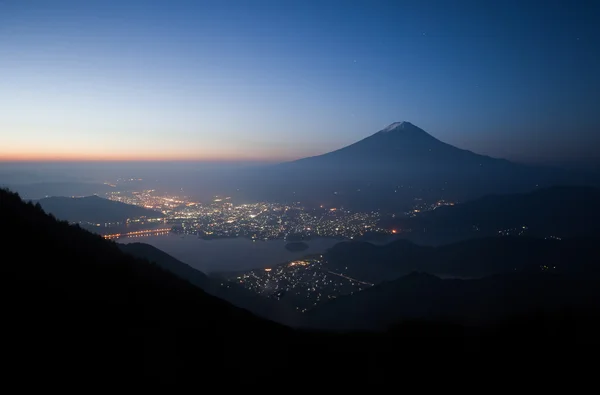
[120,234,342,274]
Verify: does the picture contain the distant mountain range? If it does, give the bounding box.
[317,236,600,284]
[122,234,600,328]
[305,270,600,332]
[36,195,163,224]
[385,186,600,245]
[237,122,599,210]
[2,181,113,200]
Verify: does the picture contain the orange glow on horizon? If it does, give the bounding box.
[0,138,326,163]
[0,152,296,163]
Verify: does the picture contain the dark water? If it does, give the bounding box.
[121,234,341,274]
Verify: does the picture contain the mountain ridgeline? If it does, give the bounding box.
[306,270,600,332]
[384,186,600,245]
[316,236,600,284]
[4,186,600,382]
[0,188,301,381]
[287,122,511,171]
[35,195,164,224]
[235,122,598,210]
[118,242,304,327]
[3,187,505,380]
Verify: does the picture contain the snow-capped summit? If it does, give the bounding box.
[380,121,416,132]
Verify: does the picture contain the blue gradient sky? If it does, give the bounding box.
[1,0,599,163]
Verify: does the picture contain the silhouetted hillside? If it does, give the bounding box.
[36,194,164,223]
[4,187,600,382]
[5,188,476,380]
[119,242,304,326]
[307,271,600,332]
[319,236,600,282]
[0,188,296,382]
[387,186,600,245]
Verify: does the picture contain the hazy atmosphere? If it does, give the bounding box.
[2,0,600,382]
[2,0,599,165]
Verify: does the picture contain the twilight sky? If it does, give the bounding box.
[1,0,599,164]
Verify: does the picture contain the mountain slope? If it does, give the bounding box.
[316,235,600,283]
[4,187,600,382]
[7,188,477,381]
[238,122,598,209]
[0,188,295,382]
[306,271,600,332]
[119,242,304,326]
[387,186,600,245]
[36,194,164,223]
[288,122,511,170]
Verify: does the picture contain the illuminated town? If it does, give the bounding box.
[104,189,393,241]
[224,256,374,312]
[99,187,461,311]
[95,188,545,312]
[99,188,436,310]
[405,197,455,216]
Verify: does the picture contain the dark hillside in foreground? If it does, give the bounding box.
[3,188,600,383]
[119,242,304,326]
[1,189,319,382]
[3,188,494,380]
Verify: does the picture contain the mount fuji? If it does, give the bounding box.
[286,121,511,170]
[237,122,597,210]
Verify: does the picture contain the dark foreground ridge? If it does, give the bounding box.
[118,242,304,327]
[2,188,600,383]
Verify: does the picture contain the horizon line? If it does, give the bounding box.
[0,157,295,164]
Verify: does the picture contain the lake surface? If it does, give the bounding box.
[120,234,342,274]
